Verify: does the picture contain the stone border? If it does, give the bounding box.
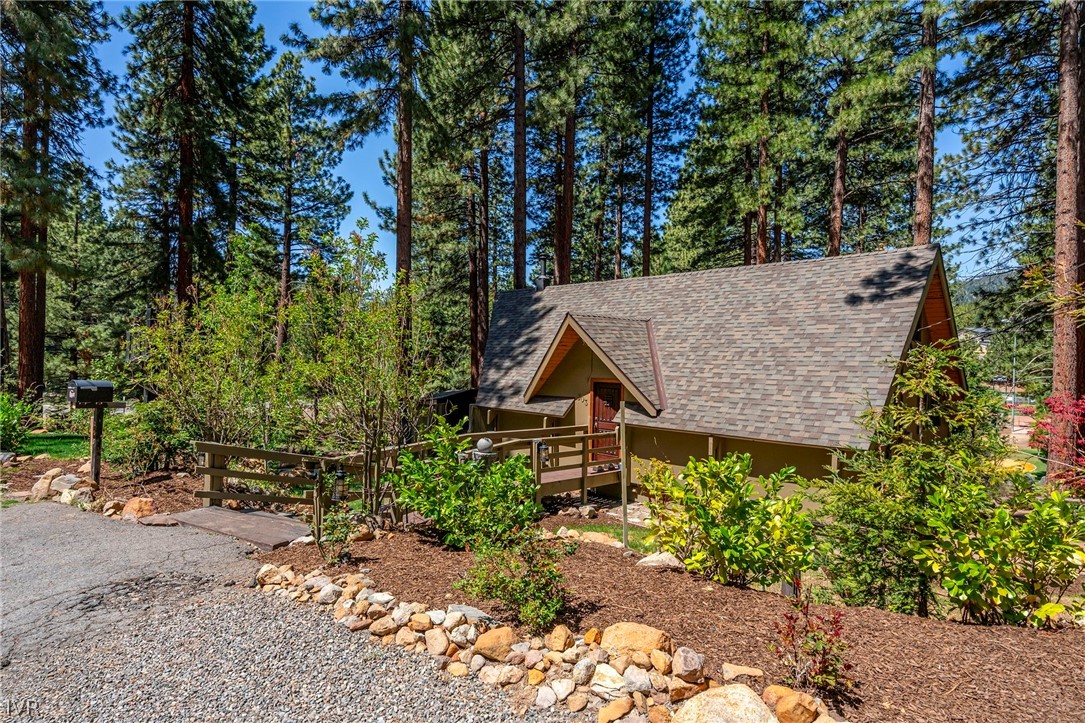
[254,562,847,723]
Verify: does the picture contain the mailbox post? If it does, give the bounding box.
[67,380,119,486]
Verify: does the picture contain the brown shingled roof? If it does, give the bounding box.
[477,245,947,449]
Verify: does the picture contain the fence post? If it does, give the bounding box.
[203,451,223,507]
[532,439,543,505]
[580,437,589,504]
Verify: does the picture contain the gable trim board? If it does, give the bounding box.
[477,244,955,453]
[524,313,665,415]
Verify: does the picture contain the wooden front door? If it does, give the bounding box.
[591,381,622,460]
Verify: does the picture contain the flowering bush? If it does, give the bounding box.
[771,582,853,694]
[1029,394,1085,491]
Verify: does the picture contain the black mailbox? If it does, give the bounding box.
[68,380,115,408]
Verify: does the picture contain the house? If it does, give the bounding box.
[472,244,958,480]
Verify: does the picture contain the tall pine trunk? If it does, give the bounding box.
[755,18,770,265]
[614,141,624,279]
[556,111,575,285]
[512,23,528,289]
[642,27,656,278]
[177,0,196,304]
[743,147,753,265]
[553,131,564,283]
[828,129,848,256]
[1051,0,1083,475]
[275,171,293,358]
[912,3,937,247]
[396,0,414,284]
[478,145,491,379]
[17,60,43,401]
[468,165,480,387]
[772,165,782,262]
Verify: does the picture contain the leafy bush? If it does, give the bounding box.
[317,502,356,564]
[812,344,1012,615]
[639,453,813,587]
[0,392,35,452]
[104,402,191,477]
[771,583,853,695]
[457,531,575,631]
[912,479,1085,626]
[391,421,541,549]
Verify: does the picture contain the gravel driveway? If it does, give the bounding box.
[0,503,567,722]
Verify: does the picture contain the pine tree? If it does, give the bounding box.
[295,0,426,285]
[911,0,940,247]
[250,53,352,356]
[1,0,112,400]
[111,0,269,303]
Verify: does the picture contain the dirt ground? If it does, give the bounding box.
[260,522,1085,723]
[2,456,203,514]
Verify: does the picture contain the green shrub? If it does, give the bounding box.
[640,453,813,587]
[317,502,356,564]
[391,421,541,549]
[0,393,35,452]
[912,480,1085,627]
[812,344,1012,615]
[104,402,191,477]
[457,531,575,631]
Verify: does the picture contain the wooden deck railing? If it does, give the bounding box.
[193,423,624,537]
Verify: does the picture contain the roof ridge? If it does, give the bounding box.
[495,244,940,297]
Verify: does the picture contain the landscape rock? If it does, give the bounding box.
[448,604,497,625]
[442,611,467,630]
[315,583,344,605]
[102,500,125,517]
[446,662,469,677]
[478,666,502,686]
[567,693,589,713]
[289,535,315,546]
[591,663,626,693]
[535,685,557,708]
[470,654,487,673]
[601,622,672,657]
[498,666,525,686]
[525,650,545,669]
[368,591,396,607]
[474,626,516,661]
[59,487,93,506]
[527,668,546,686]
[368,615,399,637]
[611,656,631,675]
[39,468,64,485]
[391,605,412,627]
[426,609,446,626]
[580,531,619,545]
[29,477,55,501]
[650,649,672,674]
[50,474,83,493]
[671,647,704,683]
[672,684,776,723]
[578,504,598,518]
[121,497,156,519]
[584,627,602,645]
[636,552,684,570]
[423,627,449,656]
[546,624,575,652]
[720,663,764,681]
[77,461,92,474]
[624,665,653,693]
[648,706,672,723]
[667,677,707,703]
[551,678,575,701]
[599,696,635,723]
[304,575,332,591]
[773,689,820,723]
[394,627,416,646]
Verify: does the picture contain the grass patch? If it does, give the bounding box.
[19,433,88,460]
[561,521,655,555]
[1010,448,1048,478]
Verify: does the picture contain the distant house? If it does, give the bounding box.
[472,245,958,479]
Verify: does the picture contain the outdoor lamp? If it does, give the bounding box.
[332,464,346,503]
[538,441,550,467]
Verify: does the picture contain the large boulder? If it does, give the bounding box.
[636,552,685,570]
[29,477,55,501]
[50,474,83,493]
[474,626,517,661]
[601,622,673,657]
[673,684,777,723]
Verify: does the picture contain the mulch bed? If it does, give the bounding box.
[2,456,203,514]
[259,520,1085,723]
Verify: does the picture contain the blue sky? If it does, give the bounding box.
[85,1,977,277]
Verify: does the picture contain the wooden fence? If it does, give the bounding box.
[193,423,624,537]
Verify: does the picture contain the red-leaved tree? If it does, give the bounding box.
[1030,394,1085,492]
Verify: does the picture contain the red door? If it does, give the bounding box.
[591,381,622,461]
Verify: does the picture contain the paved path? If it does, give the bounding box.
[1,502,256,668]
[0,503,567,723]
